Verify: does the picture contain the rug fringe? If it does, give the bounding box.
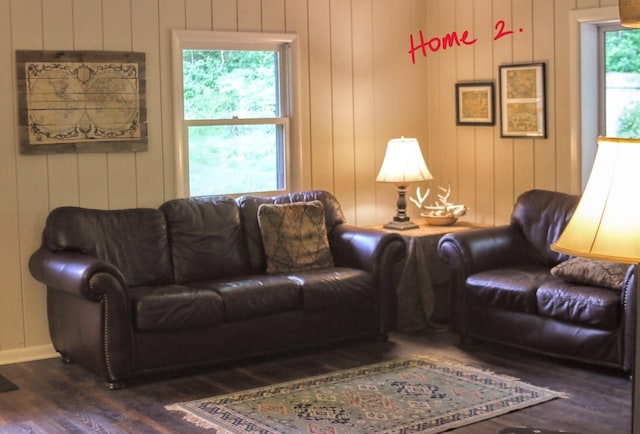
[415,356,572,399]
[166,404,232,432]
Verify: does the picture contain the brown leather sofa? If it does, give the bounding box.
[29,190,406,388]
[438,189,635,372]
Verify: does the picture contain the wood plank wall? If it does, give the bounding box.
[0,0,620,361]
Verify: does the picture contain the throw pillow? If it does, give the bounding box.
[257,201,334,274]
[550,257,630,290]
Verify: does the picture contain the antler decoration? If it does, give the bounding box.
[409,182,467,218]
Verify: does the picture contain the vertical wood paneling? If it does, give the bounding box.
[13,0,51,348]
[213,0,238,31]
[473,0,495,225]
[262,0,285,32]
[372,0,398,223]
[352,0,377,225]
[132,0,166,208]
[512,0,535,199]
[454,0,476,222]
[103,0,138,209]
[74,0,110,209]
[533,0,556,192]
[492,0,515,224]
[307,0,334,193]
[436,2,457,211]
[43,0,81,211]
[329,0,356,223]
[285,0,312,191]
[186,0,213,30]
[159,0,186,200]
[238,0,262,32]
[0,0,24,350]
[555,0,575,193]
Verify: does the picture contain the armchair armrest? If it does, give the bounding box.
[438,225,532,277]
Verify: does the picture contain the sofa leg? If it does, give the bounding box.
[60,355,73,364]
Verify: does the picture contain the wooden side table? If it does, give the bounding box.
[368,219,482,332]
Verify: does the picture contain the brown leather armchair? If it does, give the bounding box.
[438,189,635,372]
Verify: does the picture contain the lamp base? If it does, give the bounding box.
[383,220,419,231]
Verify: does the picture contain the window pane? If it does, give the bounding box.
[188,124,284,196]
[604,28,640,137]
[183,50,278,120]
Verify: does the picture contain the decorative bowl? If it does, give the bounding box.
[420,213,458,226]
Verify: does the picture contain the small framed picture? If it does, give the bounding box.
[455,82,495,126]
[499,62,547,138]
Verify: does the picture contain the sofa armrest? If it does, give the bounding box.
[330,224,405,272]
[330,224,406,332]
[29,246,133,384]
[29,246,127,301]
[438,225,532,277]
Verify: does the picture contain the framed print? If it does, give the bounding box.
[16,50,147,155]
[455,82,495,126]
[499,62,546,138]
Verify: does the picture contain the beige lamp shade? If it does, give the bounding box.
[620,0,640,28]
[376,137,433,184]
[551,136,640,264]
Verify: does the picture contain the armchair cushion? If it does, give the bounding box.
[257,201,334,274]
[550,257,630,291]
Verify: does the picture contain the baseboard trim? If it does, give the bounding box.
[0,344,58,365]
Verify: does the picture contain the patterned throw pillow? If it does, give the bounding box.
[257,201,334,274]
[550,257,631,290]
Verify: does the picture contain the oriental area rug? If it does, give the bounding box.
[166,357,566,433]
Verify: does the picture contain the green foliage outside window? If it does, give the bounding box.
[183,49,284,196]
[605,29,640,138]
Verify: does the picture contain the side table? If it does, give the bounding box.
[368,219,482,332]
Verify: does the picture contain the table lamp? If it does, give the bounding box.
[376,137,433,230]
[550,136,640,433]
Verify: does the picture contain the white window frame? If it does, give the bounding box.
[171,30,302,198]
[569,7,619,191]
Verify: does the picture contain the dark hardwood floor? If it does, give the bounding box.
[0,331,631,433]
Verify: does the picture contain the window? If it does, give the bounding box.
[600,25,640,138]
[171,31,299,197]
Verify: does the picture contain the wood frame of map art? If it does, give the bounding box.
[455,81,495,126]
[16,50,147,154]
[499,62,547,138]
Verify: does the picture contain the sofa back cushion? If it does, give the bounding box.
[44,206,173,287]
[237,190,346,273]
[510,189,579,266]
[160,196,250,283]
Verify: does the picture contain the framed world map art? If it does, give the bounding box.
[16,50,147,154]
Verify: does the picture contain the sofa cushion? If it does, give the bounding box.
[132,284,225,331]
[551,257,630,291]
[160,196,250,283]
[44,206,173,287]
[537,281,621,330]
[257,201,334,274]
[287,268,373,311]
[204,276,302,321]
[466,265,556,314]
[237,190,346,273]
